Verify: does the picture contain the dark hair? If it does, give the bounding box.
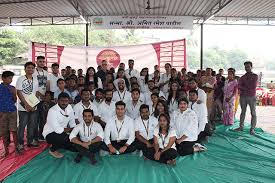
[57,78,65,84]
[66,66,71,69]
[85,67,99,88]
[115,101,126,108]
[244,61,253,67]
[128,59,134,63]
[58,92,70,100]
[189,89,198,96]
[83,109,94,117]
[140,68,149,84]
[131,88,140,94]
[167,81,180,105]
[178,97,189,106]
[165,63,171,68]
[228,70,235,76]
[228,68,236,73]
[154,100,169,118]
[2,71,14,78]
[81,88,91,95]
[105,89,113,94]
[24,62,35,69]
[158,113,170,135]
[188,78,197,83]
[151,92,159,98]
[116,69,130,90]
[51,63,59,68]
[139,104,149,112]
[37,56,45,60]
[95,88,105,95]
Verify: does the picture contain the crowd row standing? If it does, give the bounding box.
[0,57,258,165]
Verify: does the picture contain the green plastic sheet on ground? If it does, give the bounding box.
[3,122,275,183]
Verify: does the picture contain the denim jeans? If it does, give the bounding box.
[18,111,38,145]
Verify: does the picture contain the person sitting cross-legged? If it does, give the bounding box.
[69,109,104,165]
[102,101,136,155]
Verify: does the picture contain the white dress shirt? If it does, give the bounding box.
[104,115,135,145]
[93,99,103,108]
[154,127,176,150]
[125,68,140,79]
[125,100,143,120]
[171,109,199,142]
[42,104,76,138]
[49,73,63,92]
[69,121,104,142]
[135,116,158,140]
[168,97,178,113]
[189,101,208,134]
[73,101,99,122]
[112,90,131,103]
[98,101,116,124]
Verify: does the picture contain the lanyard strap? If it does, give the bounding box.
[159,132,168,147]
[83,122,93,137]
[115,119,124,139]
[36,68,45,77]
[141,119,149,138]
[118,90,126,101]
[81,102,91,109]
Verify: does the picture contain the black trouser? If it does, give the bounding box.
[134,138,154,152]
[101,140,136,154]
[176,141,195,156]
[46,132,76,152]
[37,102,46,139]
[73,141,103,158]
[197,123,213,143]
[143,147,178,164]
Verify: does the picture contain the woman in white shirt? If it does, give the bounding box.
[69,109,104,165]
[85,67,103,89]
[153,100,170,119]
[143,113,178,165]
[172,98,207,156]
[167,81,180,113]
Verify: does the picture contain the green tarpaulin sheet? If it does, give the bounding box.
[3,123,275,183]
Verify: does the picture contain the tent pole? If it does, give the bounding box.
[200,23,203,70]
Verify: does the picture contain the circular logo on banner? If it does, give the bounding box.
[96,49,120,69]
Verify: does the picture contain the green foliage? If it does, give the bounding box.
[0,29,26,66]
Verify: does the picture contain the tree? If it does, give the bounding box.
[0,29,26,66]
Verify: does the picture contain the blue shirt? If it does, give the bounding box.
[0,83,17,112]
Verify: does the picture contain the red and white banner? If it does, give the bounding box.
[31,39,186,72]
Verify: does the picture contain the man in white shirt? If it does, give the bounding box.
[70,109,104,165]
[159,63,171,95]
[134,104,158,152]
[126,88,143,120]
[49,63,63,93]
[112,79,131,103]
[73,89,99,125]
[93,88,104,108]
[188,78,207,104]
[172,98,206,156]
[102,101,136,155]
[43,92,76,158]
[144,80,165,105]
[125,59,140,79]
[98,89,116,128]
[16,62,40,151]
[189,90,212,143]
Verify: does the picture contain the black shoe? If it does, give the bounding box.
[74,154,82,163]
[27,140,39,148]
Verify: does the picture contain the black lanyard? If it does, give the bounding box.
[115,119,124,139]
[159,132,168,147]
[83,122,93,137]
[118,90,126,101]
[141,119,149,138]
[81,102,91,109]
[36,68,45,77]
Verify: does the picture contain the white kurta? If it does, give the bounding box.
[69,121,104,142]
[104,115,135,145]
[159,73,171,94]
[135,116,158,140]
[171,109,199,142]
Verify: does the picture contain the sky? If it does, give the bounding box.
[139,25,275,61]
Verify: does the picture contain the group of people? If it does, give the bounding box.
[0,56,258,165]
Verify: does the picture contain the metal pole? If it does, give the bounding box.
[85,23,89,46]
[200,23,203,70]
